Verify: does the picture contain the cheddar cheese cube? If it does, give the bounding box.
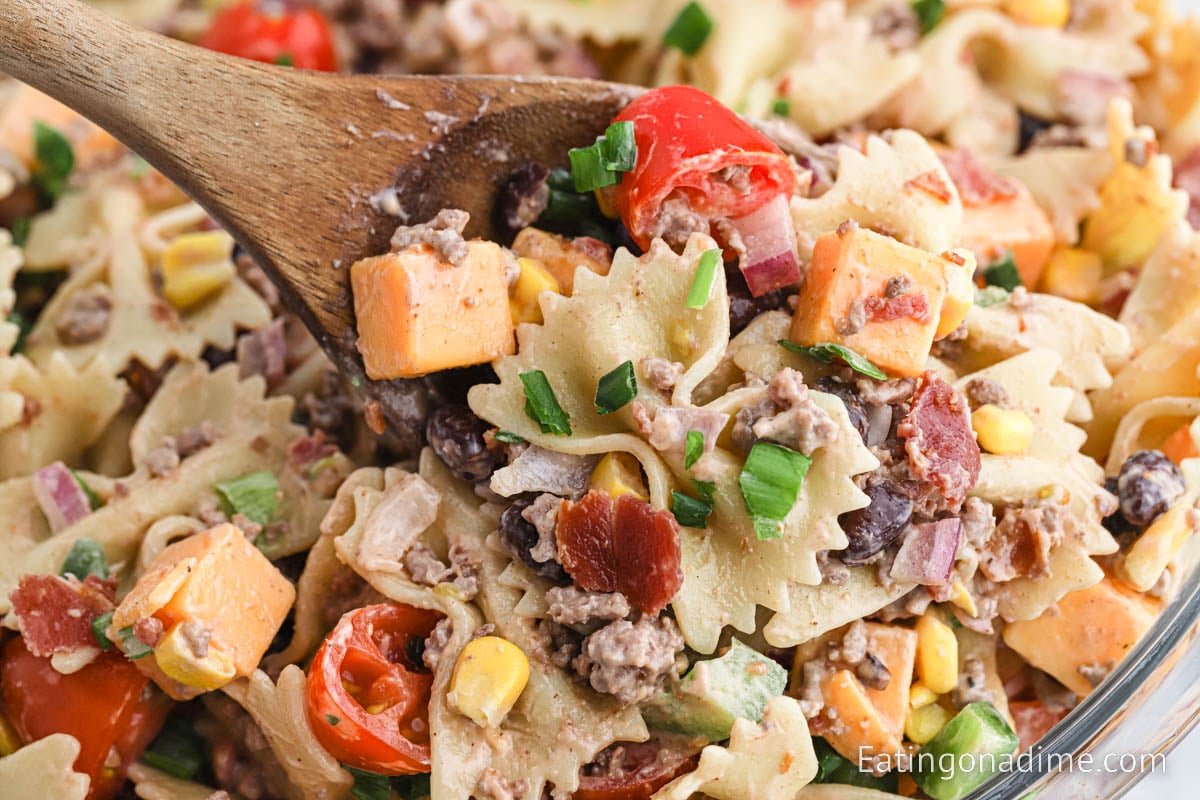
[1003,577,1160,697]
[111,523,295,700]
[351,242,515,380]
[0,85,121,170]
[788,226,970,377]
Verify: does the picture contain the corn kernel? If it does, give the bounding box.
[160,231,237,311]
[972,404,1034,455]
[509,257,560,325]
[594,185,619,219]
[589,452,649,501]
[0,713,20,757]
[906,702,954,745]
[1040,248,1103,304]
[1004,0,1070,27]
[1119,501,1195,591]
[909,682,939,711]
[915,614,959,695]
[1081,162,1177,274]
[153,622,237,691]
[946,581,978,618]
[450,635,530,728]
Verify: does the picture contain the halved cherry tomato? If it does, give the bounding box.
[611,86,795,251]
[574,740,701,800]
[305,603,443,775]
[1,637,172,800]
[199,1,337,72]
[1008,700,1069,754]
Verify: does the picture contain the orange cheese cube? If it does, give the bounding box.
[1003,577,1160,697]
[1162,422,1198,464]
[351,242,515,380]
[789,226,966,377]
[960,181,1055,288]
[811,623,918,764]
[112,523,295,700]
[0,85,121,170]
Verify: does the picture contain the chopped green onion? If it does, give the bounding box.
[595,360,637,415]
[686,249,722,309]
[493,430,526,444]
[685,430,704,470]
[520,370,572,435]
[693,479,716,503]
[307,455,340,480]
[663,1,714,56]
[983,251,1022,291]
[72,470,101,510]
[391,774,432,800]
[275,52,295,67]
[345,766,392,800]
[117,626,154,660]
[974,286,1010,307]
[60,538,108,580]
[10,217,30,247]
[92,610,114,651]
[912,0,945,33]
[129,156,151,179]
[778,340,887,380]
[539,188,598,228]
[141,716,205,780]
[350,376,362,388]
[739,442,811,540]
[671,490,713,528]
[325,714,341,726]
[214,470,281,527]
[813,739,899,791]
[600,121,637,172]
[32,122,75,202]
[570,144,620,193]
[771,97,792,117]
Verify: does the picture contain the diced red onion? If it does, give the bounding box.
[889,518,962,586]
[730,193,801,297]
[33,461,93,533]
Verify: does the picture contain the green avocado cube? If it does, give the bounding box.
[641,639,786,742]
[913,702,1019,800]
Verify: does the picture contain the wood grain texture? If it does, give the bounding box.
[0,0,636,446]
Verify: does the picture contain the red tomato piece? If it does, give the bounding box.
[612,86,796,251]
[557,491,683,615]
[1,637,171,800]
[897,372,981,508]
[305,603,442,775]
[199,1,337,72]
[1008,700,1069,753]
[574,740,700,800]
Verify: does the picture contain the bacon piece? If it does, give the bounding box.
[938,149,1018,206]
[287,429,337,471]
[904,170,954,204]
[863,292,931,324]
[9,574,115,657]
[1175,147,1200,230]
[556,491,683,615]
[897,372,981,509]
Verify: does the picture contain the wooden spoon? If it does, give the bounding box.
[0,0,636,448]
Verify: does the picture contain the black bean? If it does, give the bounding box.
[838,482,913,564]
[727,265,793,335]
[815,377,870,442]
[1017,112,1053,154]
[1117,450,1185,527]
[426,404,503,482]
[498,499,570,583]
[498,161,551,232]
[856,652,891,690]
[1102,476,1139,540]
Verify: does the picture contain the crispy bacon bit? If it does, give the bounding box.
[863,292,931,324]
[904,170,954,204]
[897,372,981,509]
[942,250,967,267]
[556,492,683,615]
[938,149,1018,206]
[287,430,337,471]
[9,574,116,657]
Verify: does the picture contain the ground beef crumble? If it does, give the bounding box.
[573,616,686,706]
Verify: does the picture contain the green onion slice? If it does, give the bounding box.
[569,145,619,193]
[771,97,792,117]
[117,626,154,660]
[32,122,75,202]
[685,430,704,470]
[663,1,715,56]
[60,538,108,580]
[912,0,945,33]
[671,490,713,529]
[739,442,812,540]
[595,360,637,415]
[141,717,205,780]
[687,249,722,309]
[520,370,572,435]
[974,285,1010,307]
[983,251,1022,291]
[92,610,114,651]
[600,121,636,172]
[569,121,639,193]
[493,430,526,444]
[779,340,887,380]
[345,766,392,800]
[72,470,101,510]
[214,470,281,527]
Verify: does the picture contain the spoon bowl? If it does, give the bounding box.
[0,0,637,446]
